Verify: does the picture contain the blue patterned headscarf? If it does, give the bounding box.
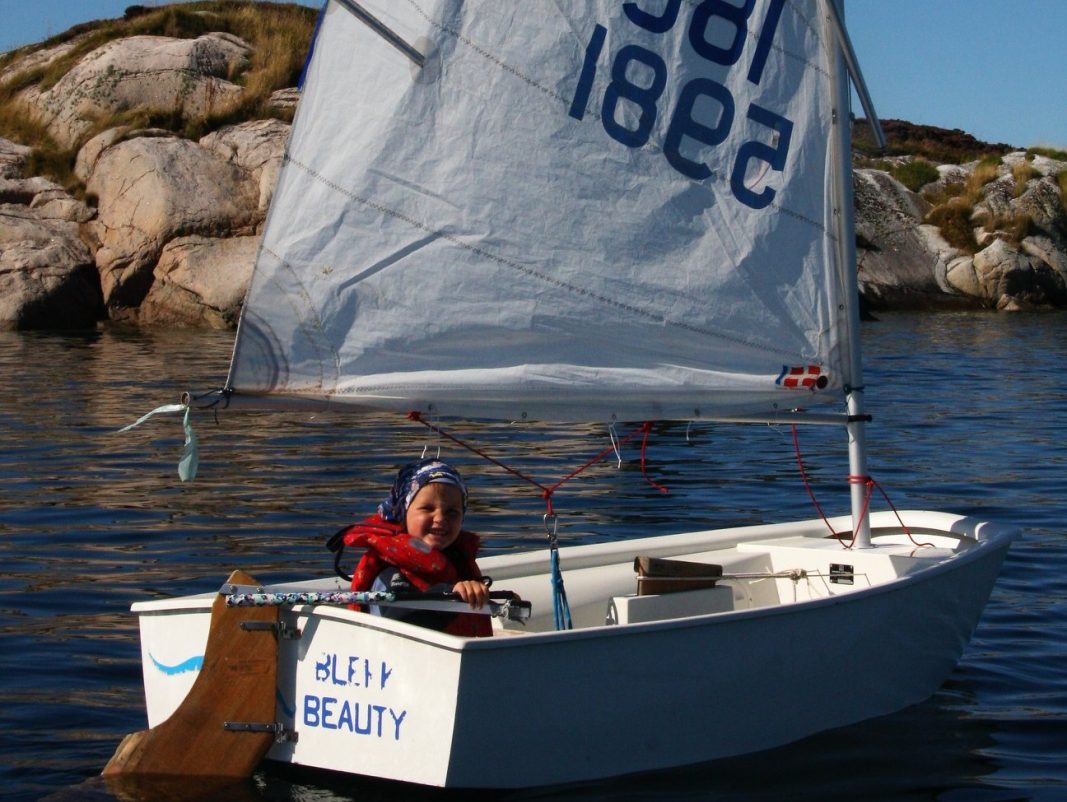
[378,459,468,524]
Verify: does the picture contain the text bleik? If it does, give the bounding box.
[314,652,393,690]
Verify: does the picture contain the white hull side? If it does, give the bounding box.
[131,511,1016,788]
[445,531,1009,786]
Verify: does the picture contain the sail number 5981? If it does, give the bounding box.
[568,0,792,210]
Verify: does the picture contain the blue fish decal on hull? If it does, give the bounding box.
[149,652,203,675]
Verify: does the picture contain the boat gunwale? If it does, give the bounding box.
[129,510,1019,652]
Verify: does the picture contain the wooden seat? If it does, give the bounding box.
[634,556,723,595]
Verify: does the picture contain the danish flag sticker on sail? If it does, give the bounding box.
[776,365,829,390]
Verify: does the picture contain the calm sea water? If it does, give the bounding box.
[1,312,1064,802]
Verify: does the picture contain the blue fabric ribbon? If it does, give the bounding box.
[118,403,199,482]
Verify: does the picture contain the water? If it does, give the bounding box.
[1,312,1064,801]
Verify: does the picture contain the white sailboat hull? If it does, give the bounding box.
[132,510,1015,787]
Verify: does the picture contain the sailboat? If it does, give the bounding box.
[117,0,1018,789]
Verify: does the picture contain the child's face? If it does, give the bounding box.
[404,483,464,550]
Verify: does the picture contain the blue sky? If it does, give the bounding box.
[1,0,1064,149]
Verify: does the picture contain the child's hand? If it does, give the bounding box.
[452,579,489,609]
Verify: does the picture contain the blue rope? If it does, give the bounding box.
[550,545,572,631]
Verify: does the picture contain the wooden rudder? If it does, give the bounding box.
[103,570,280,779]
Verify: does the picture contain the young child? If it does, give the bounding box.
[340,459,492,636]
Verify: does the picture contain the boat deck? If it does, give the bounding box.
[492,529,967,634]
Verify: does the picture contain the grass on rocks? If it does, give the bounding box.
[0,2,316,189]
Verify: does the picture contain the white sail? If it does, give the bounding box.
[227,0,853,421]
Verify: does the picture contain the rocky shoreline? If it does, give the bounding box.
[2,11,1066,331]
[853,151,1067,312]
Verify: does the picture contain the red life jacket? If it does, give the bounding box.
[341,515,492,637]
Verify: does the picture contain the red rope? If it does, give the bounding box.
[846,473,875,549]
[849,474,932,548]
[791,424,843,541]
[407,412,668,515]
[792,425,929,548]
[639,421,670,495]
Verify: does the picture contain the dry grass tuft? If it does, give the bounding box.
[1011,162,1039,198]
[966,159,1001,197]
[0,2,316,185]
[926,197,979,254]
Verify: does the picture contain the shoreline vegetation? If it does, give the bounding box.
[0,3,315,190]
[853,120,1067,257]
[1,3,1066,331]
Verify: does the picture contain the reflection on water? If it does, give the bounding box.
[2,312,1066,801]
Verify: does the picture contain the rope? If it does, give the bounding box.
[406,412,668,630]
[550,546,572,630]
[407,412,667,514]
[848,473,933,549]
[791,425,931,549]
[791,424,841,540]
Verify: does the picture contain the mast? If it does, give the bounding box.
[827,0,871,548]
